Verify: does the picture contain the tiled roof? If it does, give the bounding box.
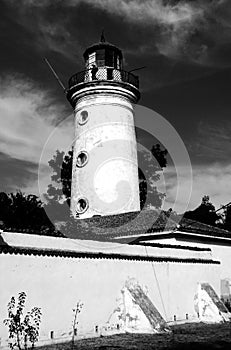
[60,209,176,241]
[58,209,231,242]
[2,209,231,243]
[179,218,231,239]
[125,217,231,245]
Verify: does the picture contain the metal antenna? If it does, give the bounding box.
[215,202,231,213]
[44,58,66,91]
[100,29,106,42]
[129,66,147,73]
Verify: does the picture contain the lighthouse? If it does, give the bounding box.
[66,34,140,219]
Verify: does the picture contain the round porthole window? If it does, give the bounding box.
[76,198,89,214]
[79,110,89,125]
[76,151,88,167]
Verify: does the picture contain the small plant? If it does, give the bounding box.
[71,301,83,350]
[3,292,42,350]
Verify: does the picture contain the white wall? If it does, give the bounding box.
[0,251,220,348]
[147,235,231,280]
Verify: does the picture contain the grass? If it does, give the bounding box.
[38,322,231,350]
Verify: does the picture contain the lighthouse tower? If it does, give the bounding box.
[66,34,140,219]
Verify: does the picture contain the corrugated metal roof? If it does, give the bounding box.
[0,231,219,264]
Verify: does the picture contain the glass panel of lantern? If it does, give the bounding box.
[105,49,114,67]
[88,52,96,69]
[96,49,105,67]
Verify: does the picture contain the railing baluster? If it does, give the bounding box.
[68,68,139,89]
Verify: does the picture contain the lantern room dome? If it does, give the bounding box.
[83,42,123,60]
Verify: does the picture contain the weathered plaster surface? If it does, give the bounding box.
[0,232,220,348]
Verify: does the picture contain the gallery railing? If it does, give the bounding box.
[68,67,139,89]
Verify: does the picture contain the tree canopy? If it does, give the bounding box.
[45,144,168,214]
[184,195,221,227]
[223,205,231,231]
[0,191,60,236]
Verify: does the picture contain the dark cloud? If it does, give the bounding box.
[187,119,231,164]
[0,0,231,205]
[141,66,231,160]
[0,152,38,193]
[1,0,231,82]
[1,0,230,126]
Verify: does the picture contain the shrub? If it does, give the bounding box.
[3,292,42,349]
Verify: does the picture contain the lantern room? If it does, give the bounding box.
[67,33,140,108]
[83,32,123,70]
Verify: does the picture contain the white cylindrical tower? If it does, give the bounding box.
[66,35,140,219]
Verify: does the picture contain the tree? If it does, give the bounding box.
[71,301,83,350]
[3,292,42,350]
[138,144,168,209]
[222,204,231,231]
[184,195,220,226]
[0,191,59,236]
[216,203,231,231]
[45,149,73,206]
[43,149,73,223]
[45,144,168,211]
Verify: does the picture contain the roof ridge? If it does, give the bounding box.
[180,217,231,234]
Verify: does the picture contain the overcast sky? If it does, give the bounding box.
[1,0,231,212]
